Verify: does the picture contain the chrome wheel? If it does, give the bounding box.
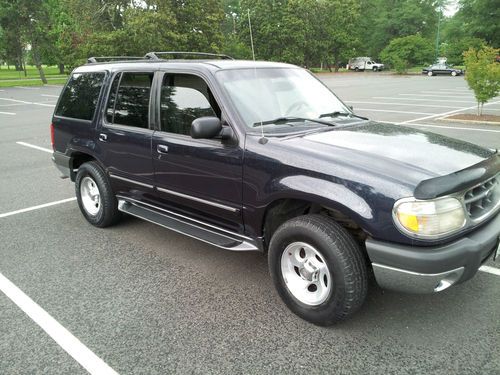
[427,71,433,76]
[451,71,457,76]
[80,176,101,216]
[280,242,332,306]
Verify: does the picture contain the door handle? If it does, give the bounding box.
[98,133,108,142]
[157,144,169,154]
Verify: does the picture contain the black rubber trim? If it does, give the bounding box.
[52,151,71,178]
[414,153,500,199]
[366,212,500,282]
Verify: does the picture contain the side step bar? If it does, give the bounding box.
[117,198,260,251]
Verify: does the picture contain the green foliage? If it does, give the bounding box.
[440,37,486,65]
[380,35,434,72]
[463,46,500,115]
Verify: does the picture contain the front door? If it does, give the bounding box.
[151,72,243,232]
[98,71,156,197]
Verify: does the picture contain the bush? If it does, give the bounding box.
[463,46,500,115]
[380,35,434,73]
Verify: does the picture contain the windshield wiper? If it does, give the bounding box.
[319,111,368,120]
[252,116,334,127]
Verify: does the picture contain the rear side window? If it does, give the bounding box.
[105,72,153,129]
[55,72,105,120]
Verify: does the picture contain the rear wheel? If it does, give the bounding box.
[268,214,368,325]
[75,161,120,227]
[354,67,359,72]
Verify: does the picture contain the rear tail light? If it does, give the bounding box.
[50,123,55,150]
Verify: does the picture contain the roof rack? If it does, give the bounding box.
[87,56,145,63]
[144,52,234,60]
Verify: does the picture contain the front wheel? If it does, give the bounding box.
[427,71,433,77]
[268,215,368,325]
[451,71,457,76]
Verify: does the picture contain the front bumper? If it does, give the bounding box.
[366,213,500,293]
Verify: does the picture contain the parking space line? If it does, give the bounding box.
[0,103,25,107]
[419,91,473,96]
[16,141,53,153]
[14,86,40,90]
[479,266,500,276]
[355,108,435,115]
[407,123,500,133]
[0,97,55,107]
[401,93,476,99]
[345,101,463,109]
[0,271,119,375]
[0,111,16,115]
[400,100,500,124]
[0,198,76,218]
[374,97,475,103]
[41,94,59,98]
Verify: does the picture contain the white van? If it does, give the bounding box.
[347,57,384,71]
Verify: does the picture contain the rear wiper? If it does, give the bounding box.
[252,116,334,127]
[319,111,368,120]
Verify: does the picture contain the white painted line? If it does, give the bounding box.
[0,111,16,115]
[16,141,52,153]
[0,103,25,107]
[345,101,463,109]
[408,123,500,133]
[438,88,472,92]
[399,100,500,124]
[0,97,55,107]
[14,86,40,90]
[355,108,435,115]
[479,265,500,276]
[0,271,119,375]
[374,96,475,104]
[420,91,473,96]
[0,197,76,218]
[41,94,59,98]
[401,93,476,99]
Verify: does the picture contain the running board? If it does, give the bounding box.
[117,198,259,251]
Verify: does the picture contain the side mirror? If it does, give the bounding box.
[191,116,222,139]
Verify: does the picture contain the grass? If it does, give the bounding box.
[0,65,68,87]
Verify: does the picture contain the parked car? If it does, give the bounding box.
[422,63,464,76]
[348,57,384,71]
[52,52,500,325]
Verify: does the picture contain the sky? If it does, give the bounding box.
[443,0,459,17]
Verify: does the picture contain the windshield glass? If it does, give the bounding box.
[216,68,349,130]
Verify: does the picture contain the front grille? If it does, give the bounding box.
[463,174,500,221]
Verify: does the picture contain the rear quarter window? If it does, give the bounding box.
[55,72,105,120]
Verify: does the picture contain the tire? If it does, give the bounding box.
[451,71,457,76]
[354,67,359,72]
[75,161,120,227]
[373,67,378,72]
[427,71,433,77]
[268,214,368,325]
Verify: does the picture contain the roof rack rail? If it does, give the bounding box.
[87,56,145,64]
[144,52,234,60]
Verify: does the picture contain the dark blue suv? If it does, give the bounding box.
[52,52,500,325]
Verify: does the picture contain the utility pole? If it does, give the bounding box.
[435,4,442,62]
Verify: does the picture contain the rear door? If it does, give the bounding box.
[151,71,243,232]
[98,70,157,197]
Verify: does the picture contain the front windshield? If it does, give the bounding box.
[216,68,350,130]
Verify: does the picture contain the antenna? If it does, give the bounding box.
[247,9,256,61]
[247,9,266,143]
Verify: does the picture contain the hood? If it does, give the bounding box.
[281,122,494,187]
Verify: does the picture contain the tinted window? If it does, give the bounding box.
[105,73,121,123]
[106,72,153,128]
[160,74,218,135]
[55,72,105,120]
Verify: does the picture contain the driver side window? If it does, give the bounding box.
[160,74,220,135]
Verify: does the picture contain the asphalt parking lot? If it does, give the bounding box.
[0,74,499,375]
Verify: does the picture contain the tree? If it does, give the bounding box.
[456,0,499,47]
[380,34,434,73]
[463,46,500,115]
[440,37,485,65]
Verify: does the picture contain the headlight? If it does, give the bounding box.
[393,197,466,238]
